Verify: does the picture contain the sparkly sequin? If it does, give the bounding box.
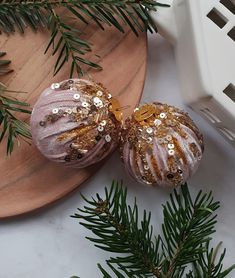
[168,144,175,149]
[72,107,77,113]
[109,98,122,122]
[93,97,101,104]
[77,153,83,159]
[100,120,107,126]
[158,138,165,144]
[65,108,72,114]
[81,109,89,115]
[52,108,59,114]
[96,101,103,108]
[105,135,111,142]
[154,119,161,126]
[39,121,46,127]
[98,126,104,132]
[73,94,80,100]
[82,102,89,108]
[96,91,103,97]
[166,135,172,141]
[167,173,174,179]
[146,127,153,134]
[134,104,156,122]
[144,165,149,170]
[51,83,60,90]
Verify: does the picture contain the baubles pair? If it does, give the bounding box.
[30,79,204,187]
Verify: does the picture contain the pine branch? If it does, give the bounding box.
[0,83,31,155]
[189,242,235,278]
[72,181,235,278]
[45,9,102,77]
[160,185,220,277]
[0,52,13,75]
[0,0,169,76]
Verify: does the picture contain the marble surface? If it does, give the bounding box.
[1,34,235,278]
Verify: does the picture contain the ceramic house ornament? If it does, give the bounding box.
[152,0,235,147]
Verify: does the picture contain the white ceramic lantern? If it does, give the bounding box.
[152,0,235,147]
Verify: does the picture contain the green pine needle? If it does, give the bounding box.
[0,0,170,77]
[0,83,31,155]
[72,181,235,278]
[0,52,13,75]
[0,52,31,155]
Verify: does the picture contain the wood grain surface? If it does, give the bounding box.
[0,17,147,218]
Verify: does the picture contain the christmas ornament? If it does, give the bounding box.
[30,79,122,167]
[120,102,204,186]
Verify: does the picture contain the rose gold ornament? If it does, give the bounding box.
[30,79,122,168]
[120,102,204,186]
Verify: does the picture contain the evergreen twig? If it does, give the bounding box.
[0,52,31,154]
[0,83,31,155]
[72,181,235,278]
[0,52,13,75]
[0,0,169,76]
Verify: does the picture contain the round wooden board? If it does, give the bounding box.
[0,18,147,218]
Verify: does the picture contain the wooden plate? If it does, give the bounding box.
[0,17,147,218]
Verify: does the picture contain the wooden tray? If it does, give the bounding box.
[0,18,147,218]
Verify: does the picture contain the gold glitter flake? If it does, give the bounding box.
[109,98,122,122]
[133,104,156,122]
[57,125,95,141]
[189,142,202,159]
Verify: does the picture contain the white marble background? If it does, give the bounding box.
[0,34,235,278]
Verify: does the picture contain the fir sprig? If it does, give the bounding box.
[0,83,31,155]
[187,242,235,278]
[45,9,102,77]
[72,181,235,278]
[0,52,13,75]
[0,0,169,76]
